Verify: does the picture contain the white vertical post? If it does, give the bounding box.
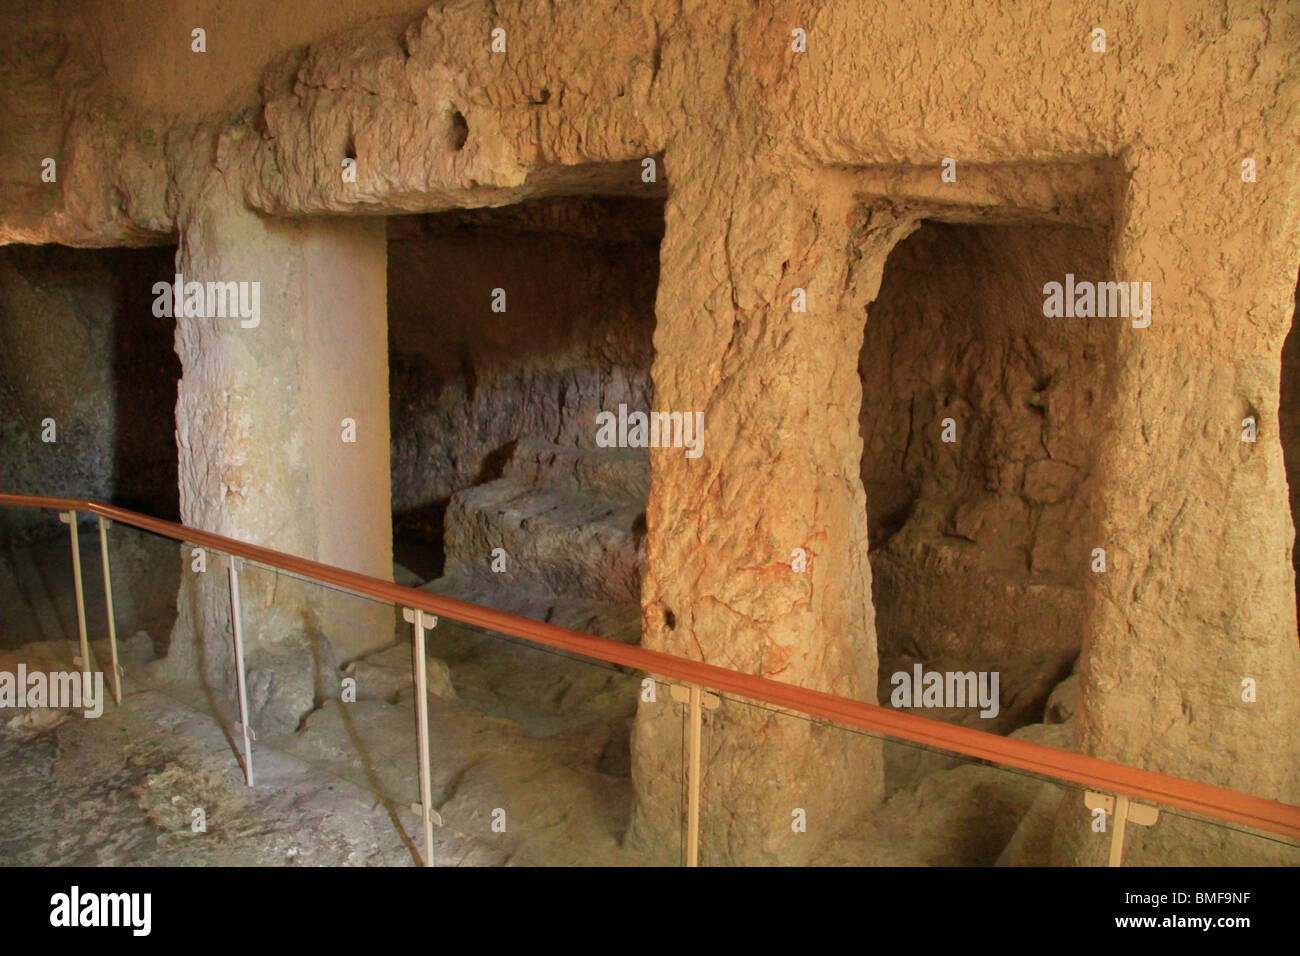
[670,681,709,867]
[227,558,254,787]
[59,511,92,679]
[1086,791,1158,867]
[97,517,122,705]
[1108,794,1131,867]
[403,607,437,867]
[686,683,703,868]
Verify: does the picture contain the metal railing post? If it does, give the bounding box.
[686,683,702,867]
[1086,791,1160,867]
[227,557,255,787]
[2,497,1296,847]
[97,517,122,705]
[403,607,439,867]
[1109,794,1131,867]
[58,510,92,679]
[670,682,719,867]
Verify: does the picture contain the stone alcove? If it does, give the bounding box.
[378,193,667,783]
[0,242,182,652]
[386,193,664,622]
[861,218,1120,737]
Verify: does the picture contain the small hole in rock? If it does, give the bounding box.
[449,110,469,150]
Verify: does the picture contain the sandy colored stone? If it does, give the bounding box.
[0,0,1296,867]
[344,642,455,702]
[1044,673,1081,725]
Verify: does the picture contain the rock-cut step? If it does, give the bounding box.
[418,562,642,735]
[415,439,647,732]
[440,475,644,606]
[502,439,649,504]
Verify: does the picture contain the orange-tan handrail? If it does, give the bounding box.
[4,490,1299,842]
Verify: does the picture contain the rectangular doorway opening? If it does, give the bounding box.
[860,220,1120,753]
[386,193,663,723]
[0,243,181,654]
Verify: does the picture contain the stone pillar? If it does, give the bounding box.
[627,169,899,864]
[158,184,394,734]
[1059,149,1300,864]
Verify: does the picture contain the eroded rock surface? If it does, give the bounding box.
[0,0,1297,867]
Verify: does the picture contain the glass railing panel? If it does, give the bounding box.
[41,518,427,865]
[695,690,1126,866]
[0,504,172,702]
[1123,805,1300,867]
[1,505,93,665]
[230,555,429,864]
[4,500,1295,868]
[414,615,681,866]
[0,510,187,865]
[692,688,1300,866]
[1,503,686,866]
[98,514,183,695]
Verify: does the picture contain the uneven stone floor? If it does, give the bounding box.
[0,533,1195,868]
[0,681,422,866]
[0,633,1109,866]
[0,633,651,866]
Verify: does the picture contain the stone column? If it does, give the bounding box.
[627,167,902,864]
[1058,149,1300,864]
[158,184,394,734]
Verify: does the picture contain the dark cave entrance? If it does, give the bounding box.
[0,243,181,650]
[0,244,181,521]
[365,194,667,855]
[859,220,1120,737]
[386,194,664,642]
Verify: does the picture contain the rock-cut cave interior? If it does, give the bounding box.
[0,1,1298,874]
